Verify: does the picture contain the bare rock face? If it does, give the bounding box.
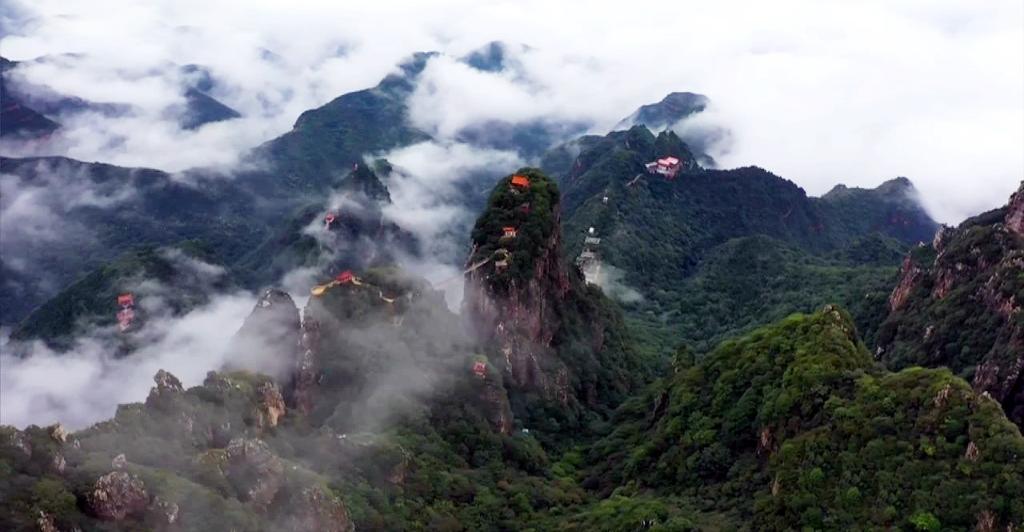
[36,511,58,532]
[932,225,954,251]
[209,419,234,449]
[8,430,32,458]
[464,200,573,402]
[888,255,923,311]
[153,369,184,392]
[87,471,149,521]
[112,453,127,469]
[291,317,322,415]
[1006,181,1024,236]
[48,423,70,444]
[285,486,355,532]
[256,381,286,429]
[224,437,284,508]
[878,183,1024,428]
[51,453,66,475]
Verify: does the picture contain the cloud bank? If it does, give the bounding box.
[0,292,256,430]
[0,0,1020,222]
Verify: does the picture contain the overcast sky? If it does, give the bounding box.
[1,0,1022,222]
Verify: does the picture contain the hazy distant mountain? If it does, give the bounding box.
[614,91,709,131]
[1,57,59,139]
[0,56,240,135]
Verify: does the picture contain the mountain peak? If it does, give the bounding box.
[615,91,709,131]
[823,176,918,203]
[337,161,392,203]
[463,169,642,431]
[875,176,915,194]
[179,87,241,130]
[462,41,522,72]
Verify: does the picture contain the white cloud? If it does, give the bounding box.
[0,249,269,430]
[382,141,521,248]
[591,264,644,304]
[2,0,1019,221]
[407,54,554,138]
[379,141,521,308]
[0,163,135,271]
[0,291,256,429]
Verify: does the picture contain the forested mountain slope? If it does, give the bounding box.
[542,125,938,355]
[878,181,1024,428]
[583,306,1024,531]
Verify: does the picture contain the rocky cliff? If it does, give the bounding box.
[463,168,642,432]
[1007,182,1024,236]
[878,181,1024,427]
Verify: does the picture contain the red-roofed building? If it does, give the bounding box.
[645,156,682,179]
[117,293,134,307]
[502,226,518,238]
[510,175,530,188]
[336,271,355,284]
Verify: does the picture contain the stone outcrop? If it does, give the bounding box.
[148,496,180,526]
[36,512,58,532]
[1006,181,1024,236]
[291,316,321,415]
[888,255,923,311]
[112,453,127,469]
[153,369,183,392]
[8,430,32,458]
[284,486,355,532]
[87,471,149,521]
[256,381,286,429]
[224,437,284,508]
[146,369,184,412]
[50,453,66,475]
[48,424,69,444]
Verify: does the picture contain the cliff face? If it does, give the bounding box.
[463,169,640,429]
[463,170,567,399]
[878,181,1024,427]
[1007,182,1024,236]
[465,220,571,397]
[225,265,514,436]
[887,255,925,312]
